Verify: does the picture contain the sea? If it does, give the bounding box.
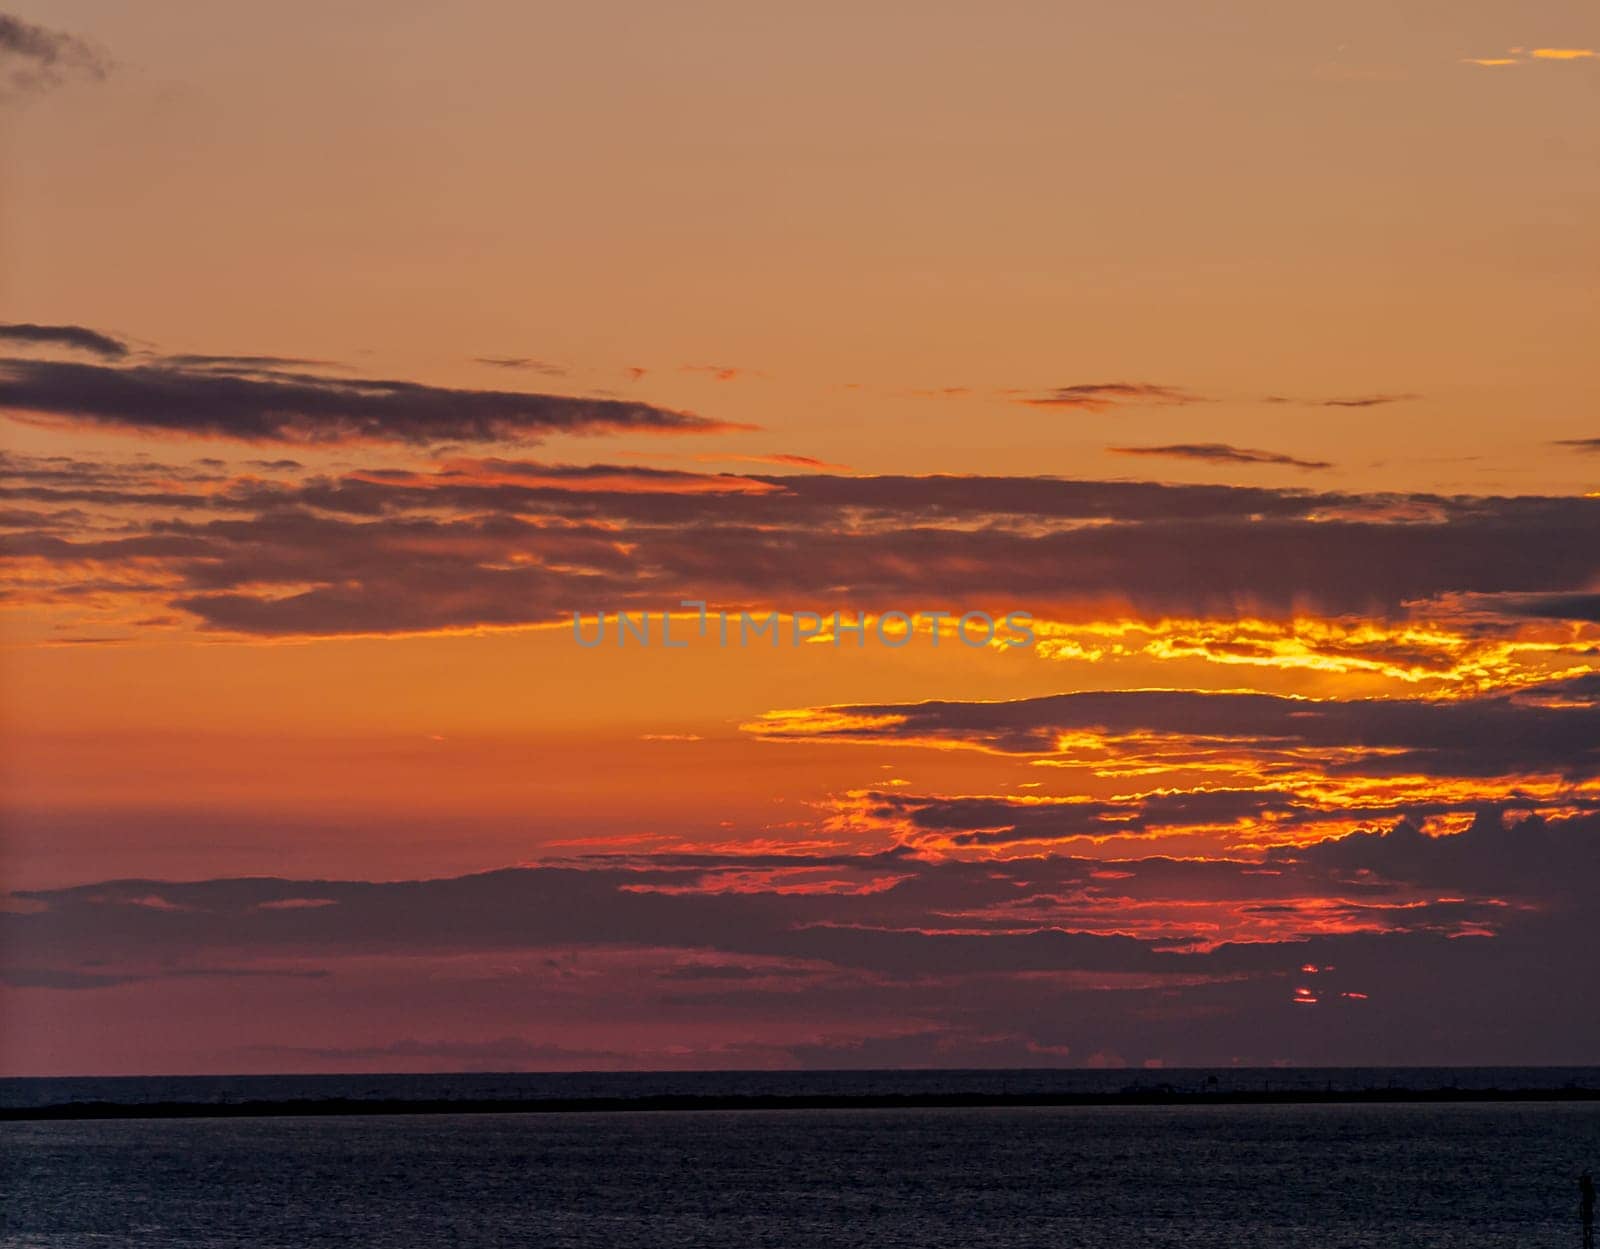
[4,1068,1599,1248]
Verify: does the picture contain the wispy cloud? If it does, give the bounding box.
[905,386,974,399]
[1264,392,1421,408]
[697,452,855,473]
[471,356,567,377]
[912,381,1418,413]
[0,11,111,96]
[163,354,338,372]
[682,364,750,383]
[1108,443,1332,471]
[1018,383,1207,412]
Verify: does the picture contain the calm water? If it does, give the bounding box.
[4,1102,1599,1248]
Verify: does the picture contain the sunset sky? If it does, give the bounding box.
[2,1,1598,1076]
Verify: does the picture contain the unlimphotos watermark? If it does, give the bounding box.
[572,603,1035,649]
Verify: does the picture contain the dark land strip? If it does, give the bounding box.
[6,1086,1599,1122]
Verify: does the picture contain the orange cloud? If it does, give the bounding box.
[681,364,749,382]
[1461,47,1596,66]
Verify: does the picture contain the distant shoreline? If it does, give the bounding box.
[7,1086,1599,1122]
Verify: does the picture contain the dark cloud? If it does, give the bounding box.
[1274,807,1600,902]
[5,451,1599,636]
[13,813,1594,972]
[1315,394,1421,408]
[1481,591,1600,623]
[0,12,111,95]
[737,472,1348,522]
[0,450,231,486]
[1554,437,1600,452]
[655,962,821,982]
[1018,383,1207,411]
[753,681,1600,780]
[0,357,745,445]
[1007,386,1418,413]
[0,856,1209,981]
[862,784,1600,849]
[246,1037,630,1066]
[0,322,126,358]
[1108,443,1332,470]
[867,788,1315,846]
[2,968,139,989]
[125,510,1600,632]
[6,814,1598,1064]
[0,965,329,990]
[0,450,1378,522]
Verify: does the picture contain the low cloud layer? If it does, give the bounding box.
[5,810,1596,1070]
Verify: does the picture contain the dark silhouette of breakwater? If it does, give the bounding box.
[7,1084,1598,1122]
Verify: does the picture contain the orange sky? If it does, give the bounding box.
[1,1,1597,1075]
